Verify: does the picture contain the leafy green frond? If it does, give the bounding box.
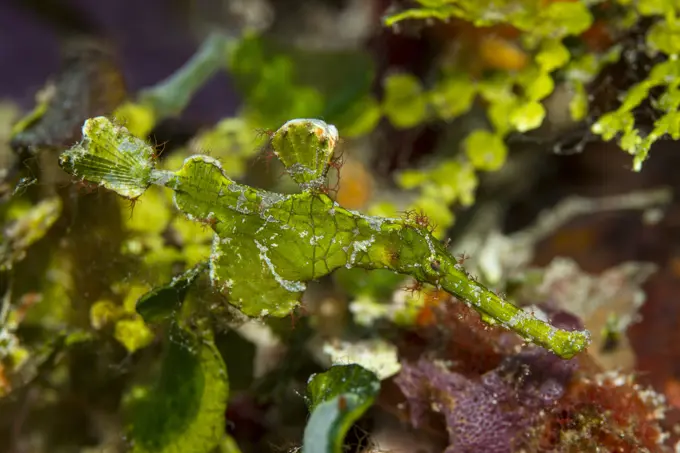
[302,364,380,453]
[126,324,229,453]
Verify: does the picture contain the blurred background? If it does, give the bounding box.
[2,0,680,452]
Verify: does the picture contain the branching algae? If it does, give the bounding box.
[58,116,590,359]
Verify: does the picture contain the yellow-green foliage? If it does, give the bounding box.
[377,0,599,232]
[370,0,680,243]
[592,0,680,170]
[384,0,593,35]
[384,0,680,173]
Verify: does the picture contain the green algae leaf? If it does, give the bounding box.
[217,435,243,453]
[538,2,593,37]
[518,68,554,102]
[382,73,428,129]
[478,73,514,103]
[90,300,122,330]
[234,53,326,129]
[303,364,380,453]
[628,109,680,170]
[115,316,154,354]
[464,129,508,171]
[619,128,645,153]
[335,95,382,138]
[636,0,676,16]
[124,186,172,235]
[306,364,380,412]
[429,76,477,120]
[383,2,461,27]
[649,58,680,82]
[647,18,680,55]
[127,324,228,453]
[398,160,478,206]
[64,330,95,346]
[591,111,635,141]
[653,110,680,140]
[113,101,156,138]
[0,197,62,271]
[488,97,518,137]
[510,101,545,132]
[620,80,658,112]
[656,82,680,111]
[230,34,335,129]
[566,46,622,83]
[536,39,570,73]
[385,0,591,40]
[136,262,209,323]
[569,80,588,121]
